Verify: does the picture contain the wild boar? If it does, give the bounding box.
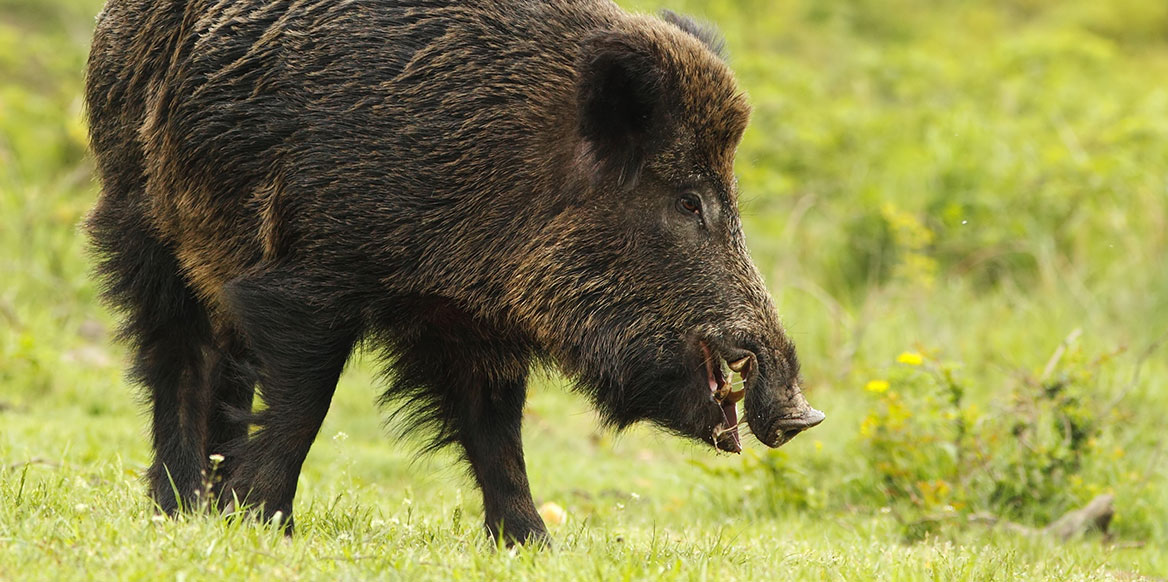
[85,0,824,544]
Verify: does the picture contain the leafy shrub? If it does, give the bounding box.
[858,351,973,517]
[854,337,1129,539]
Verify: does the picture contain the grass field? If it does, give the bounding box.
[2,0,1167,579]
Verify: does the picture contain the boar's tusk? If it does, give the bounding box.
[727,356,750,373]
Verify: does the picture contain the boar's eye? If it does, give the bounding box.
[677,193,703,217]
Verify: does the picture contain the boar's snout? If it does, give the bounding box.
[738,345,825,448]
[764,397,826,447]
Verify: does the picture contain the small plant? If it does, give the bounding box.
[859,350,976,521]
[985,333,1117,524]
[852,336,1127,539]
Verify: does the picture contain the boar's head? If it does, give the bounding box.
[512,15,823,453]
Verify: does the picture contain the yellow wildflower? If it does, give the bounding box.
[897,351,924,366]
[865,379,891,393]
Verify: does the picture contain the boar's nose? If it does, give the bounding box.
[743,363,826,448]
[770,407,826,447]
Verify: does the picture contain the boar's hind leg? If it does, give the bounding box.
[90,212,215,514]
[218,271,359,531]
[390,323,548,546]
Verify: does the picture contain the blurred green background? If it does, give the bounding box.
[2,0,1166,579]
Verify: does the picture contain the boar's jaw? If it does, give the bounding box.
[701,341,758,453]
[701,341,746,453]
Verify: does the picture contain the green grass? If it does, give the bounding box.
[2,0,1167,580]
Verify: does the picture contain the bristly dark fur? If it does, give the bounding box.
[85,0,818,546]
[660,9,728,59]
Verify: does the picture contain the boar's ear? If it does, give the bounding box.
[577,33,666,189]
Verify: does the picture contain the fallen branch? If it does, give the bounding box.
[970,494,1115,542]
[1044,494,1114,541]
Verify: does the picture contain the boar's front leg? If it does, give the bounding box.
[391,320,547,546]
[218,270,360,531]
[460,373,547,546]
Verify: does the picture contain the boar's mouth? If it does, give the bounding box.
[700,340,824,454]
[700,341,750,453]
